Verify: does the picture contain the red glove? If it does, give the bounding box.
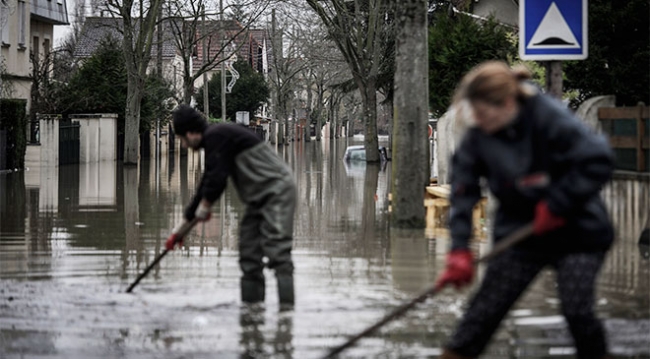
[435,249,474,290]
[165,233,183,251]
[534,201,566,235]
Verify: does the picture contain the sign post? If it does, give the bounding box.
[520,0,588,98]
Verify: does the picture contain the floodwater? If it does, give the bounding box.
[1,137,648,359]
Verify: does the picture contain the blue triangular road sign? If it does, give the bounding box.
[520,0,588,60]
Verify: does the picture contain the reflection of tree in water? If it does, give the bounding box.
[389,229,432,295]
[361,163,380,245]
[290,139,390,263]
[124,166,140,251]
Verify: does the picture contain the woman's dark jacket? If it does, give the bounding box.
[449,92,615,253]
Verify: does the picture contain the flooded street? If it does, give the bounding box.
[1,138,649,358]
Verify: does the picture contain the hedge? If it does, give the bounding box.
[0,99,28,170]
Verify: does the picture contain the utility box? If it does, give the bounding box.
[236,111,250,126]
[71,113,117,163]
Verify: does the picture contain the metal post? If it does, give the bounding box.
[220,0,226,123]
[156,117,160,157]
[155,117,160,196]
[202,3,209,115]
[545,61,563,99]
[220,0,226,243]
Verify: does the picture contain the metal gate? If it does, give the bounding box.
[59,120,80,165]
[250,126,266,141]
[30,118,40,144]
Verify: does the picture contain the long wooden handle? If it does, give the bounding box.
[125,218,199,293]
[322,223,535,359]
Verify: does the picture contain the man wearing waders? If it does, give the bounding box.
[167,105,296,307]
[436,62,615,359]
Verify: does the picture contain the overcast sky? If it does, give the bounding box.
[52,0,76,47]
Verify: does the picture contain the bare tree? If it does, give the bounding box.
[267,6,310,145]
[306,0,396,162]
[300,20,349,141]
[166,0,271,105]
[269,2,353,143]
[98,0,164,164]
[391,0,428,227]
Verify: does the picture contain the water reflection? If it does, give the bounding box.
[238,307,294,359]
[0,138,648,358]
[79,161,116,207]
[390,229,435,295]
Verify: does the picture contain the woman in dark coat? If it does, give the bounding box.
[436,61,615,359]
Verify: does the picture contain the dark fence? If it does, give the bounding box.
[59,120,80,165]
[30,118,40,144]
[249,125,266,141]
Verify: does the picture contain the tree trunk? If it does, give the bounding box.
[334,96,341,138]
[328,97,334,140]
[361,163,380,241]
[316,115,322,141]
[347,117,355,137]
[278,120,284,145]
[276,97,285,145]
[387,98,394,150]
[361,81,380,162]
[183,74,193,105]
[124,166,140,250]
[270,120,277,145]
[124,73,143,165]
[305,80,313,143]
[391,0,428,228]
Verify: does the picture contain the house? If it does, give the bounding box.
[1,0,69,105]
[192,20,267,91]
[249,28,272,78]
[472,0,518,26]
[73,16,184,97]
[73,17,271,107]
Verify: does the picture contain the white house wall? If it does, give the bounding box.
[1,0,32,105]
[30,19,54,60]
[473,0,519,26]
[1,0,60,111]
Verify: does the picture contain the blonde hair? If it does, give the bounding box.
[454,61,535,106]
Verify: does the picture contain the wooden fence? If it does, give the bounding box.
[598,103,649,172]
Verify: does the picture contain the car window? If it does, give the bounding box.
[349,149,366,161]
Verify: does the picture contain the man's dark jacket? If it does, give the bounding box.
[185,123,294,236]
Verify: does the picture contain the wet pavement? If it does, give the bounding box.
[1,137,649,358]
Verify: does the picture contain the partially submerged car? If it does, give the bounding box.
[343,145,389,162]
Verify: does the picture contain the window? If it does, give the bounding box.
[18,1,26,47]
[44,39,50,57]
[1,20,9,46]
[33,36,40,59]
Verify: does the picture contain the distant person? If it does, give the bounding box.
[168,105,296,307]
[436,61,615,359]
